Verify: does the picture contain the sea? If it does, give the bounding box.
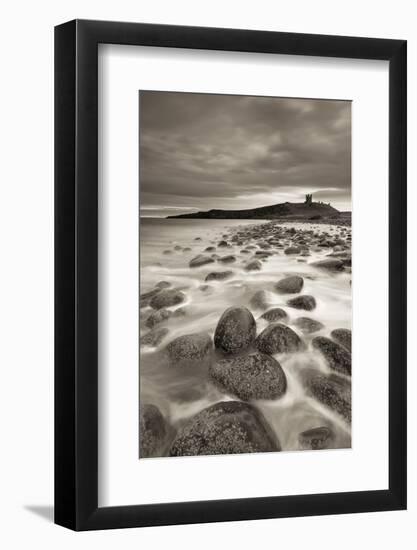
[139,217,352,453]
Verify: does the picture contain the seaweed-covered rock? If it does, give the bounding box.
[210,352,287,400]
[312,336,351,375]
[256,323,305,354]
[301,369,351,423]
[260,308,288,323]
[298,426,334,450]
[150,289,186,310]
[287,295,316,311]
[140,327,169,347]
[214,307,256,355]
[169,401,280,456]
[166,333,213,365]
[244,260,262,271]
[311,259,344,272]
[294,317,324,334]
[331,328,352,351]
[205,270,234,282]
[275,275,304,294]
[139,404,168,457]
[249,290,270,310]
[189,255,215,268]
[145,308,172,328]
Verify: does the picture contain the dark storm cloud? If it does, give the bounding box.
[139,91,351,216]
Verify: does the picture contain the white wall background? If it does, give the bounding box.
[0,1,414,548]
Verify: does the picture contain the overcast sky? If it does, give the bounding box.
[139,91,351,217]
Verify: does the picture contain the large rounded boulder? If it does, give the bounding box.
[214,307,256,355]
[287,295,316,311]
[312,336,351,375]
[260,308,288,323]
[209,352,287,400]
[166,332,213,365]
[284,246,301,255]
[256,323,305,354]
[331,328,352,351]
[301,369,351,423]
[205,270,234,282]
[150,289,186,310]
[275,275,304,294]
[189,255,215,268]
[139,404,169,458]
[169,401,280,456]
[294,317,324,334]
[244,260,262,271]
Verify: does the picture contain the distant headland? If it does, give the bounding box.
[167,194,347,221]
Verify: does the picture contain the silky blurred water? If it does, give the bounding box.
[140,218,352,453]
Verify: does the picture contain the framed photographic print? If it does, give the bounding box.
[55,20,407,530]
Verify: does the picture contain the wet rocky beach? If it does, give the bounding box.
[139,219,352,458]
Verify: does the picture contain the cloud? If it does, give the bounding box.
[139,91,351,214]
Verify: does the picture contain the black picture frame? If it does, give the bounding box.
[55,19,407,531]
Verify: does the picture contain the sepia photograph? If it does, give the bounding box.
[139,91,352,459]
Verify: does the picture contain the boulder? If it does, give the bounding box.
[150,289,186,310]
[275,275,304,294]
[145,308,172,328]
[189,255,215,268]
[256,323,305,354]
[298,426,334,450]
[214,307,256,355]
[294,317,324,334]
[244,260,262,271]
[166,333,213,365]
[249,290,270,310]
[260,308,288,323]
[301,369,351,423]
[331,328,352,351]
[205,271,234,282]
[218,255,236,264]
[210,352,287,400]
[139,404,169,458]
[312,336,351,375]
[284,246,301,255]
[169,401,280,456]
[140,327,169,347]
[217,240,229,247]
[287,295,316,311]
